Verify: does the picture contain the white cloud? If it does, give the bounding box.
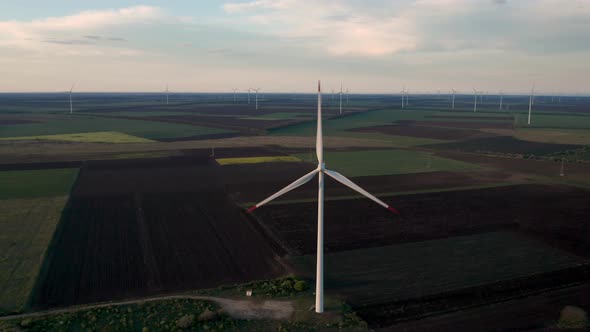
[0,6,162,53]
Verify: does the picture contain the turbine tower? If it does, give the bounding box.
[451,89,456,110]
[399,89,405,109]
[232,88,238,103]
[247,81,399,313]
[68,83,75,114]
[165,84,169,105]
[528,84,535,125]
[473,88,478,112]
[246,88,251,104]
[499,91,503,111]
[251,88,261,110]
[338,83,343,114]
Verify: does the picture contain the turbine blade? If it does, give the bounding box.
[247,169,319,212]
[324,169,399,214]
[316,80,323,164]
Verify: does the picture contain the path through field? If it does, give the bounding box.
[0,295,294,322]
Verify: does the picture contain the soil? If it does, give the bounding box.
[396,120,514,129]
[349,124,492,140]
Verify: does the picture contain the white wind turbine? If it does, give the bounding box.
[232,88,239,103]
[472,88,479,112]
[68,83,75,114]
[528,84,535,125]
[499,91,503,111]
[400,87,406,109]
[165,84,169,105]
[246,88,251,104]
[247,81,399,313]
[451,89,456,110]
[251,88,261,110]
[338,83,343,114]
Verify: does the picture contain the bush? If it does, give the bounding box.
[198,309,217,321]
[176,314,194,329]
[558,306,588,328]
[293,280,308,292]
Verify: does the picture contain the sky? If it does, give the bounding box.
[0,0,589,94]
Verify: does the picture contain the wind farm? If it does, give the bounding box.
[1,1,590,331]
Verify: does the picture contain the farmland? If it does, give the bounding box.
[32,158,286,308]
[0,92,589,331]
[0,131,154,143]
[294,149,477,177]
[0,197,69,314]
[0,168,78,199]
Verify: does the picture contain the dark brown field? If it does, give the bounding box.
[251,184,590,256]
[32,157,286,309]
[426,115,513,120]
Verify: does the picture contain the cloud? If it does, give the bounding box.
[0,6,160,52]
[222,0,590,57]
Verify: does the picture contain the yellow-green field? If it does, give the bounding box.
[0,131,155,144]
[0,196,69,314]
[216,155,301,165]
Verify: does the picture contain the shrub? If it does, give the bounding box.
[293,280,308,292]
[558,306,588,328]
[198,309,217,321]
[176,314,194,329]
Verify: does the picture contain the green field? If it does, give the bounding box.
[294,149,476,177]
[241,112,311,120]
[0,131,154,143]
[515,113,590,129]
[289,231,588,306]
[217,155,301,165]
[0,196,69,314]
[0,169,78,200]
[0,115,231,140]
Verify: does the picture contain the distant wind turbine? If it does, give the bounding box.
[247,81,399,313]
[473,88,479,112]
[68,83,75,114]
[338,83,343,114]
[528,84,535,125]
[251,88,261,110]
[232,88,238,103]
[345,88,349,105]
[499,91,503,111]
[451,89,456,110]
[246,88,251,104]
[165,84,169,105]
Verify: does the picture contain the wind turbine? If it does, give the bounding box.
[473,88,478,112]
[527,84,535,125]
[232,88,238,103]
[499,91,503,111]
[68,83,75,114]
[251,88,261,110]
[399,89,405,109]
[247,81,399,313]
[338,83,343,114]
[246,88,251,104]
[331,88,334,101]
[451,89,456,110]
[165,84,169,105]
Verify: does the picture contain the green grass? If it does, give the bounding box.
[293,149,477,177]
[289,231,588,306]
[0,169,78,200]
[0,131,154,143]
[0,115,231,140]
[0,196,69,314]
[241,112,311,120]
[216,155,301,165]
[515,113,590,129]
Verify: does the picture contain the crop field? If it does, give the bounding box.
[293,149,477,177]
[0,196,69,314]
[251,184,590,255]
[0,131,154,144]
[288,231,588,306]
[216,155,301,165]
[349,124,491,141]
[32,158,286,308]
[0,115,232,141]
[0,168,78,199]
[428,135,582,156]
